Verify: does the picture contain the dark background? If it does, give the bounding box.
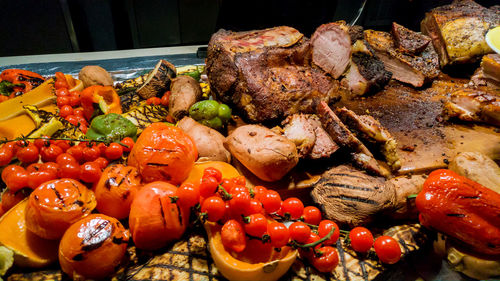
[0,0,497,57]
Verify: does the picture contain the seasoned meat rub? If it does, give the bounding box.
[391,22,431,55]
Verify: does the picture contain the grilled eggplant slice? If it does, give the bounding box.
[122,104,169,134]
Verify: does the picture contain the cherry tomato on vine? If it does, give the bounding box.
[41,162,60,175]
[120,137,134,152]
[59,105,73,118]
[267,222,290,248]
[229,187,251,215]
[58,162,80,179]
[27,169,57,189]
[79,161,102,183]
[26,163,43,173]
[220,178,236,193]
[318,220,340,246]
[34,136,51,149]
[0,145,14,166]
[56,153,77,166]
[160,91,170,106]
[221,219,246,253]
[201,196,225,222]
[53,140,71,152]
[93,157,109,169]
[4,167,29,192]
[199,176,219,198]
[176,182,200,208]
[146,97,161,105]
[261,190,282,214]
[96,143,107,156]
[104,143,123,160]
[289,221,311,244]
[16,143,39,164]
[66,145,83,163]
[245,198,264,215]
[40,144,63,163]
[203,167,222,183]
[244,213,267,237]
[57,96,70,108]
[1,189,28,212]
[252,186,267,201]
[349,227,374,253]
[374,236,401,264]
[2,165,23,182]
[83,145,101,162]
[55,88,69,96]
[69,91,81,107]
[65,115,79,126]
[282,197,304,219]
[302,206,322,226]
[54,72,70,89]
[311,246,339,273]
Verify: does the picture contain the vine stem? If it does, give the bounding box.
[294,226,335,248]
[0,136,129,148]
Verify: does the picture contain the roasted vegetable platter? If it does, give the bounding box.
[1,1,500,281]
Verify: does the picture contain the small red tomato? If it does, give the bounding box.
[42,162,60,175]
[245,198,264,215]
[83,145,101,162]
[65,115,79,126]
[58,162,81,179]
[56,88,69,96]
[27,169,58,189]
[302,206,322,226]
[79,161,102,183]
[73,108,84,117]
[232,176,246,187]
[33,136,50,150]
[229,189,251,216]
[59,105,74,118]
[267,222,290,248]
[176,182,200,208]
[56,153,77,166]
[2,165,23,182]
[69,94,80,107]
[57,96,70,107]
[261,190,282,214]
[221,219,246,253]
[120,137,134,152]
[96,143,107,156]
[311,246,339,273]
[104,143,123,160]
[252,185,267,201]
[160,91,170,106]
[318,220,340,246]
[203,167,222,183]
[146,97,161,105]
[66,145,84,163]
[40,144,63,163]
[349,227,374,253]
[220,178,235,193]
[16,143,39,164]
[299,232,321,259]
[4,167,29,192]
[53,140,71,152]
[244,213,267,237]
[26,163,43,173]
[282,197,304,219]
[0,145,14,166]
[199,176,219,198]
[289,221,311,244]
[374,236,401,264]
[201,196,225,222]
[1,189,28,212]
[93,157,109,169]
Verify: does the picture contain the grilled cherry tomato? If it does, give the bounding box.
[289,221,311,243]
[25,178,96,239]
[261,190,281,213]
[311,246,339,272]
[244,213,267,237]
[176,182,200,208]
[16,143,39,164]
[104,143,123,160]
[199,176,219,198]
[302,206,322,225]
[374,236,401,264]
[281,197,304,219]
[201,196,225,222]
[0,189,28,213]
[94,164,141,219]
[221,219,246,253]
[79,161,102,183]
[120,137,134,152]
[318,220,340,246]
[4,166,28,192]
[59,214,129,280]
[349,227,374,253]
[267,222,290,248]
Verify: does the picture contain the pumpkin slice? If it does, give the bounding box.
[0,199,59,268]
[205,222,297,281]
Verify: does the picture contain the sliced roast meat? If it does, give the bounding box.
[443,89,500,126]
[311,165,396,226]
[281,114,339,159]
[336,107,400,171]
[364,29,440,87]
[311,22,351,79]
[391,22,431,55]
[421,0,500,66]
[207,27,340,123]
[348,25,364,43]
[317,101,388,177]
[341,40,392,96]
[471,54,500,89]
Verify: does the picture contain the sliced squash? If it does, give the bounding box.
[0,199,59,268]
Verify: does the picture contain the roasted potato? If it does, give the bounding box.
[178,117,231,163]
[224,125,299,182]
[449,152,500,193]
[169,76,202,121]
[78,65,113,88]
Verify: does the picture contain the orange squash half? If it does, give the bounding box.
[205,221,297,281]
[0,199,59,268]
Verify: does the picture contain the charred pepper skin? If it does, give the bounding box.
[416,169,500,256]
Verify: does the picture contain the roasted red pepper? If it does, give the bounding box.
[416,169,500,255]
[0,69,44,96]
[81,85,121,120]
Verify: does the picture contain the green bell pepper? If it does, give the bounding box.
[188,100,232,129]
[86,113,137,142]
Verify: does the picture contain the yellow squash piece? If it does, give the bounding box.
[0,199,59,268]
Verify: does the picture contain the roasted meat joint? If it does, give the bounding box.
[1,0,500,280]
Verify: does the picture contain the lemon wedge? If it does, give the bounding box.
[486,26,500,55]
